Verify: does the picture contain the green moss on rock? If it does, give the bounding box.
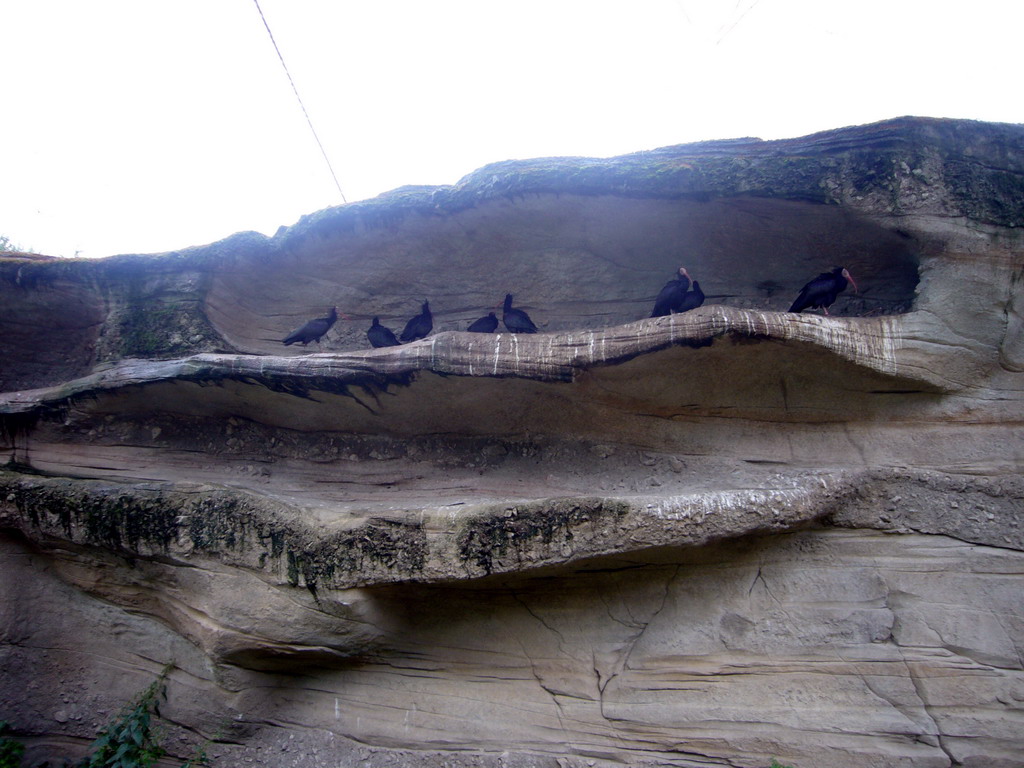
[458,498,632,575]
[0,470,430,589]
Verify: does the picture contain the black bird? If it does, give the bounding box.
[676,280,705,313]
[788,267,859,314]
[502,294,537,333]
[651,267,691,317]
[466,312,499,333]
[399,300,433,342]
[282,306,338,346]
[367,316,400,348]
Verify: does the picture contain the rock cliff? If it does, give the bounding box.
[1,116,1023,768]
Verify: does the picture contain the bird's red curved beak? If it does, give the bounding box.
[842,269,859,293]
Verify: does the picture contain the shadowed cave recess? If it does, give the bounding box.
[1,117,1023,768]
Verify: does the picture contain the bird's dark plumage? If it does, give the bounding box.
[467,312,499,333]
[788,267,858,314]
[367,317,400,348]
[676,280,705,313]
[399,301,433,342]
[502,294,537,333]
[651,267,691,317]
[282,307,338,346]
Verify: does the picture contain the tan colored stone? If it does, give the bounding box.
[1,117,1023,767]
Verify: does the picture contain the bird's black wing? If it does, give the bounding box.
[467,315,498,333]
[503,309,537,333]
[368,324,400,347]
[788,272,835,312]
[677,283,705,313]
[517,312,538,333]
[283,319,322,345]
[651,278,687,317]
[400,315,432,342]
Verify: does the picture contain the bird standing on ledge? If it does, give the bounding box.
[502,294,537,333]
[651,267,691,317]
[282,307,339,346]
[400,300,433,342]
[367,317,400,347]
[789,267,858,314]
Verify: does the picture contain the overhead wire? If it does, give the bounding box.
[252,0,347,204]
[716,0,762,45]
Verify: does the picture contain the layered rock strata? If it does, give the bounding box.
[1,117,1022,768]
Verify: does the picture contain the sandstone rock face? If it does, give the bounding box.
[1,117,1022,767]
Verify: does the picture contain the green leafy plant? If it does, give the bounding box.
[178,738,212,768]
[0,721,26,768]
[78,666,172,768]
[769,760,795,768]
[3,666,215,768]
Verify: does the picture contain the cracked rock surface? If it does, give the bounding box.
[2,117,1023,767]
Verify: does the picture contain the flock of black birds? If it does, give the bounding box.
[280,267,858,349]
[361,294,535,348]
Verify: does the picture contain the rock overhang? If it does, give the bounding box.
[2,118,1021,592]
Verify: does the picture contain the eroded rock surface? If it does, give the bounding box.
[1,117,1023,767]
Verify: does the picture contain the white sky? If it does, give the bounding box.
[1,0,1021,258]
